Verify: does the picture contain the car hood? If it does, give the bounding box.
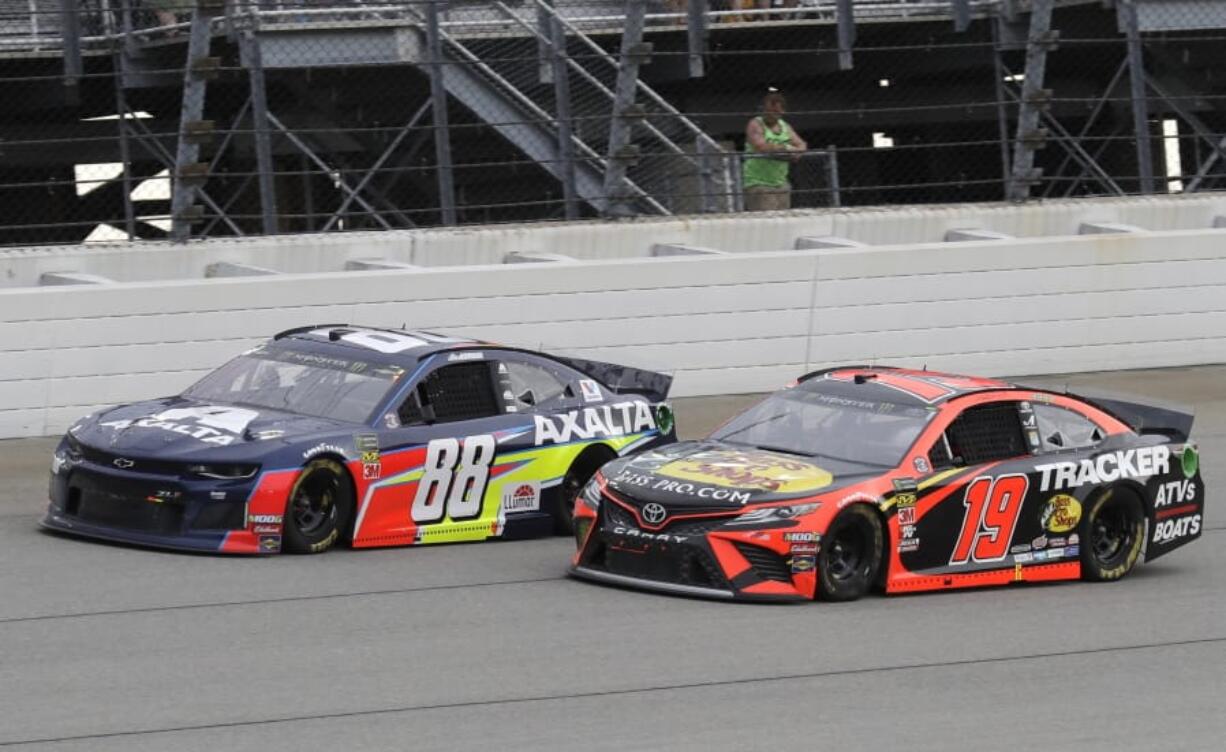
[70,397,352,460]
[601,440,883,508]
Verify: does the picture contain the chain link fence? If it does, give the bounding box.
[1,0,1225,245]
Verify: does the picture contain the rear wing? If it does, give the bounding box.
[552,356,673,404]
[1066,388,1195,442]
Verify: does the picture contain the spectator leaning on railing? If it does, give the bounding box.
[743,88,807,211]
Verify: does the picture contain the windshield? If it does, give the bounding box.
[711,388,935,467]
[183,347,405,424]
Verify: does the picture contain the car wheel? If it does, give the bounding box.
[283,458,354,554]
[554,446,616,535]
[1080,488,1144,582]
[817,505,883,602]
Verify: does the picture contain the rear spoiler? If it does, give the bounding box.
[552,356,673,404]
[1062,387,1195,442]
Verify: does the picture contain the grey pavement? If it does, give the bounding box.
[1,366,1223,751]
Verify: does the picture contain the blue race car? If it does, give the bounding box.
[44,325,674,554]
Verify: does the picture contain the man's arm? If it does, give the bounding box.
[788,126,808,153]
[747,118,786,153]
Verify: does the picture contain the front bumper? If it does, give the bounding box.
[570,500,817,603]
[45,453,292,555]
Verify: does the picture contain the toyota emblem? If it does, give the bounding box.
[641,502,667,525]
[113,458,135,469]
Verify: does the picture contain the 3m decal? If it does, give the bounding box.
[1035,446,1170,491]
[411,435,497,523]
[897,505,916,526]
[950,474,1029,565]
[1040,494,1081,533]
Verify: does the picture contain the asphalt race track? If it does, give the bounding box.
[1,367,1223,751]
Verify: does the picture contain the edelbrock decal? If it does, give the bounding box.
[1035,446,1170,492]
[534,402,656,445]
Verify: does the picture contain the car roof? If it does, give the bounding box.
[797,366,1014,407]
[272,325,488,363]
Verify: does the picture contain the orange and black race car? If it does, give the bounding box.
[569,366,1204,602]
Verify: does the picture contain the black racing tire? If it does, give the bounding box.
[283,458,354,554]
[554,446,616,535]
[1080,488,1144,582]
[817,505,884,602]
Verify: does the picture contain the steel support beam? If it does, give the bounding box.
[551,17,578,220]
[686,0,708,78]
[951,0,971,32]
[242,32,279,236]
[1041,58,1128,198]
[1122,0,1155,194]
[602,0,648,218]
[60,0,82,102]
[113,48,136,241]
[170,8,217,241]
[425,0,457,225]
[991,21,1012,199]
[128,114,244,236]
[1006,0,1054,201]
[321,99,431,232]
[265,113,394,231]
[536,0,553,84]
[836,0,855,70]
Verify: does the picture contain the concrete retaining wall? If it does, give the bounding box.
[3,195,1225,438]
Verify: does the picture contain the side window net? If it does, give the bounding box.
[947,402,1027,465]
[403,362,499,424]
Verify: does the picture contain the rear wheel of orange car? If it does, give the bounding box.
[1080,488,1144,582]
[283,458,354,554]
[817,505,883,602]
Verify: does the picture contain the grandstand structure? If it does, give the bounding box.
[1,0,1225,245]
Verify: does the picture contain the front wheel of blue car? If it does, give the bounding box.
[283,458,354,554]
[817,505,883,602]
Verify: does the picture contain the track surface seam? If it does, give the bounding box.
[3,636,1221,747]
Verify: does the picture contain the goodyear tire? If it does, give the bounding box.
[1080,488,1144,582]
[554,447,616,535]
[817,505,884,602]
[283,458,354,554]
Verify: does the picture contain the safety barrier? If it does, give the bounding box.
[3,194,1226,438]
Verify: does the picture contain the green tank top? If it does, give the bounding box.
[743,117,792,189]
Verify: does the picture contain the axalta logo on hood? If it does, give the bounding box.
[100,405,259,446]
[655,449,833,494]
